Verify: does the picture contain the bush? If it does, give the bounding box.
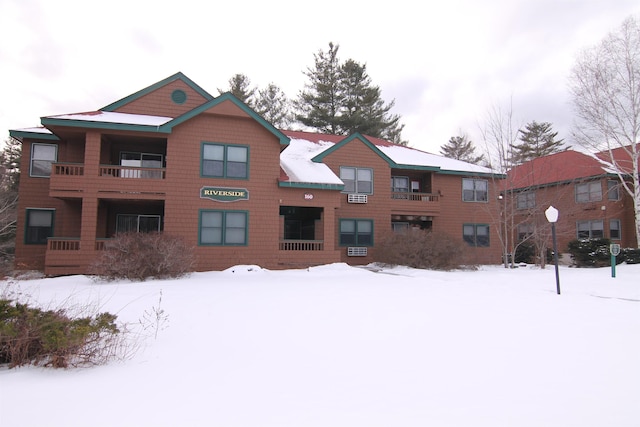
[0,298,122,368]
[90,232,194,281]
[513,242,554,265]
[567,238,622,267]
[621,247,640,264]
[375,230,472,270]
[514,242,535,264]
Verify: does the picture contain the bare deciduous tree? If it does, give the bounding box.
[569,15,640,248]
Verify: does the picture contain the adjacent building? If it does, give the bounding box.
[506,149,638,254]
[10,72,504,276]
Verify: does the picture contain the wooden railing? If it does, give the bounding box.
[391,192,439,202]
[99,165,166,179]
[279,240,324,251]
[47,238,80,251]
[53,163,84,176]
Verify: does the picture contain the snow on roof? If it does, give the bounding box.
[377,144,496,174]
[280,137,344,185]
[12,126,53,134]
[280,130,496,185]
[44,111,173,126]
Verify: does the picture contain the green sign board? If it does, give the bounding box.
[200,187,249,202]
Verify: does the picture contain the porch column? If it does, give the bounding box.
[80,197,98,252]
[80,131,101,254]
[323,207,336,249]
[84,131,101,177]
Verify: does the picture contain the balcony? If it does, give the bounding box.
[49,163,166,199]
[390,191,440,214]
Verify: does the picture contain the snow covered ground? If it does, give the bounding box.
[1,263,639,427]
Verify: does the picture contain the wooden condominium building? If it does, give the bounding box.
[10,72,503,276]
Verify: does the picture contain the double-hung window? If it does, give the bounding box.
[391,176,409,192]
[517,223,534,241]
[340,167,373,194]
[30,143,57,177]
[463,224,490,247]
[577,220,604,239]
[25,209,54,244]
[339,219,373,246]
[607,180,620,201]
[516,191,535,209]
[575,181,602,203]
[200,210,247,245]
[391,176,409,199]
[462,178,488,202]
[609,219,621,240]
[202,143,249,179]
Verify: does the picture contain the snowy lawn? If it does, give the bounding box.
[1,263,639,427]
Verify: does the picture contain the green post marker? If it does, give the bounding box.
[610,244,620,278]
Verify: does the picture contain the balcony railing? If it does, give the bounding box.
[54,163,84,176]
[99,165,165,179]
[47,238,80,251]
[279,240,324,251]
[391,191,439,202]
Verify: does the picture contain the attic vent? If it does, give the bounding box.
[348,194,368,204]
[171,89,187,105]
[347,247,368,256]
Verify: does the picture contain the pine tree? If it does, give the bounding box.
[510,121,565,164]
[0,137,21,191]
[440,134,485,164]
[339,59,406,144]
[254,83,293,129]
[295,42,406,144]
[295,42,343,134]
[219,74,256,107]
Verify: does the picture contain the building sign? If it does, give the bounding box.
[200,186,249,202]
[304,193,314,200]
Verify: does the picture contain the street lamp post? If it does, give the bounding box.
[545,206,561,295]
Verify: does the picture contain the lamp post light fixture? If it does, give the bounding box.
[545,205,561,295]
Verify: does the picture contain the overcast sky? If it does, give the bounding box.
[1,0,639,154]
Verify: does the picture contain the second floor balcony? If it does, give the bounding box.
[49,162,167,198]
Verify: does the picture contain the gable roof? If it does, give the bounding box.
[284,130,498,177]
[507,150,613,190]
[279,130,500,189]
[101,72,214,111]
[36,75,290,146]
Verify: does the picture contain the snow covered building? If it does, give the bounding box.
[10,72,503,275]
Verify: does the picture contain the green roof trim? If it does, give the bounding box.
[278,181,344,191]
[9,129,60,141]
[161,92,290,145]
[438,170,506,179]
[311,133,398,165]
[40,117,172,134]
[101,72,214,111]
